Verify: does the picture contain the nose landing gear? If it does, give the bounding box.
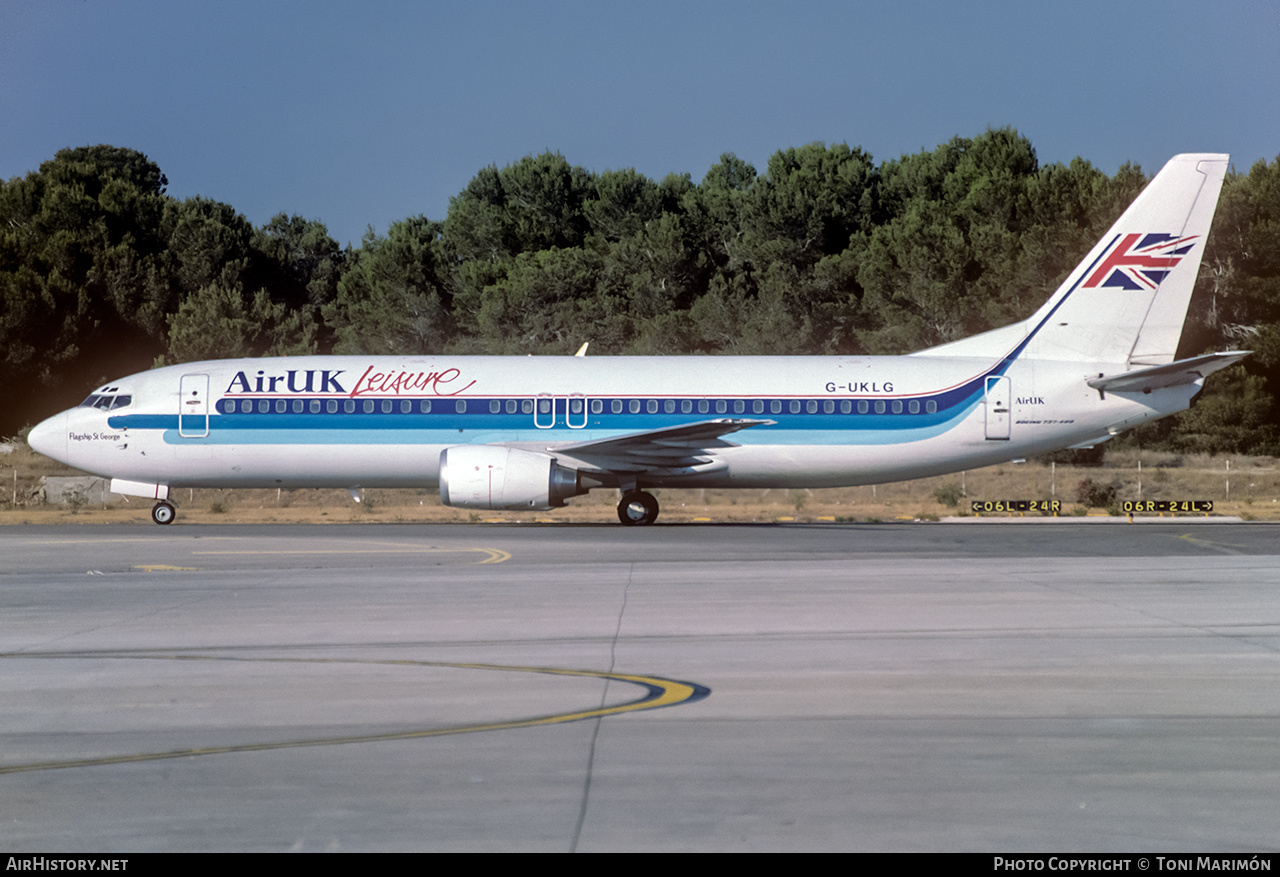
[617,491,659,526]
[151,500,176,525]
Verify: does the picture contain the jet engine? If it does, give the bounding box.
[438,445,586,510]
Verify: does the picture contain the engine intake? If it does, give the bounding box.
[439,445,585,510]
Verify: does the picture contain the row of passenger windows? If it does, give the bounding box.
[216,397,940,416]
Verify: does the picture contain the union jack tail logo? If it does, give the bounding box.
[1082,233,1200,290]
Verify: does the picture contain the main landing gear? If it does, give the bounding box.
[151,500,176,525]
[617,491,659,526]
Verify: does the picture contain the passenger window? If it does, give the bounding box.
[591,399,603,414]
[380,400,392,414]
[681,400,692,414]
[363,400,374,414]
[345,400,356,413]
[508,400,519,414]
[717,400,728,414]
[401,400,412,414]
[571,398,584,414]
[522,400,533,414]
[291,400,302,413]
[489,400,501,413]
[664,400,675,414]
[752,401,764,414]
[275,399,287,413]
[789,401,800,414]
[823,400,834,414]
[310,400,321,413]
[857,400,869,414]
[456,400,467,414]
[260,400,271,413]
[539,398,552,414]
[629,400,641,414]
[612,400,623,414]
[874,401,886,414]
[926,400,937,414]
[734,400,745,414]
[421,400,433,413]
[908,400,920,414]
[326,400,338,414]
[241,400,254,413]
[891,400,903,414]
[647,400,658,414]
[770,401,782,414]
[698,400,709,414]
[806,400,817,414]
[839,400,850,414]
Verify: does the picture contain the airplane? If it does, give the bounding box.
[27,153,1247,526]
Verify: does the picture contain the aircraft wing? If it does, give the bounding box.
[550,418,775,473]
[1086,351,1250,394]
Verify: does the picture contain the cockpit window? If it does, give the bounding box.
[81,393,131,410]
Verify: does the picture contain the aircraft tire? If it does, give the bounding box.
[617,491,659,526]
[151,501,176,525]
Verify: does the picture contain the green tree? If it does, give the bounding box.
[583,168,665,243]
[323,217,453,354]
[0,146,175,431]
[681,153,758,273]
[857,130,1041,351]
[164,283,316,363]
[250,213,345,310]
[1165,366,1277,454]
[442,152,593,263]
[472,246,620,354]
[163,196,255,296]
[742,142,877,268]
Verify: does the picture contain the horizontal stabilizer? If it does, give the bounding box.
[1086,351,1250,394]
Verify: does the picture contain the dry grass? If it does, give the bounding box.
[3,436,1277,525]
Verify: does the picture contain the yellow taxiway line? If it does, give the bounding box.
[0,654,708,774]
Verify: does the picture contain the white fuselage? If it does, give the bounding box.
[30,353,1197,494]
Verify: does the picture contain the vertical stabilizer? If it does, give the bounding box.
[1019,153,1228,365]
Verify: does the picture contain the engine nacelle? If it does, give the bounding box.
[439,445,585,510]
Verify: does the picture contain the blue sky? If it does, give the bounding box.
[3,0,1277,248]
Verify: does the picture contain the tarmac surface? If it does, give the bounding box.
[2,522,1278,852]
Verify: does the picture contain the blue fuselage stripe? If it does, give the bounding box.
[109,390,985,446]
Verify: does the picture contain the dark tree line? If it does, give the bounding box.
[3,133,1278,453]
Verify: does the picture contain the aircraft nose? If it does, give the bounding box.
[27,411,69,463]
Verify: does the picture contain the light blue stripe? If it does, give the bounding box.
[158,400,976,447]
